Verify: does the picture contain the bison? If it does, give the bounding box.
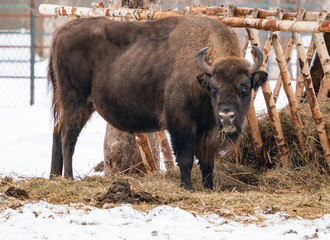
[48,16,268,190]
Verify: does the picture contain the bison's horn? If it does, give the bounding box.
[249,46,263,73]
[197,47,212,75]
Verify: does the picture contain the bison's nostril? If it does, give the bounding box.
[218,112,236,123]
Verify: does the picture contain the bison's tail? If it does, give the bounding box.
[47,53,61,127]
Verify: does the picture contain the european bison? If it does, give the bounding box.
[48,16,268,190]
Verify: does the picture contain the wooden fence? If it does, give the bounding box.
[39,2,330,172]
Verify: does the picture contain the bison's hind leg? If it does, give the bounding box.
[50,100,94,179]
[50,123,63,178]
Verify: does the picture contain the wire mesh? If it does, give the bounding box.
[0,0,92,107]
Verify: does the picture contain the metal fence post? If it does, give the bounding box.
[30,0,36,105]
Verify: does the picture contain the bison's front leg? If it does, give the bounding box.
[200,160,214,190]
[171,136,194,190]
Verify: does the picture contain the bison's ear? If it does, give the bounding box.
[197,73,212,91]
[251,70,268,91]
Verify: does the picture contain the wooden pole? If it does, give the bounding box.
[273,8,306,103]
[272,32,310,164]
[135,133,158,173]
[295,37,316,100]
[292,32,330,168]
[156,131,175,170]
[217,17,330,33]
[242,9,270,168]
[183,5,330,21]
[246,97,269,167]
[39,4,330,32]
[247,28,290,166]
[273,37,294,103]
[241,33,250,57]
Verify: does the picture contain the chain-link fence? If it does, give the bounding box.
[0,0,325,107]
[0,0,91,107]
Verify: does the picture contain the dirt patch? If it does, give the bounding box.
[5,186,29,199]
[96,179,165,206]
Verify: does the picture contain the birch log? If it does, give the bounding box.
[39,4,330,32]
[272,33,310,164]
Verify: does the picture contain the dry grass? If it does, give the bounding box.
[241,99,330,169]
[1,163,329,220]
[1,100,329,220]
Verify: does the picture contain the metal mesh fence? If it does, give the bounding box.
[0,0,326,107]
[0,0,91,108]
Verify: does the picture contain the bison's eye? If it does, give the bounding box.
[210,86,218,98]
[241,87,250,97]
[240,81,251,98]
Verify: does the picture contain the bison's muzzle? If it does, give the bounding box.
[218,111,237,134]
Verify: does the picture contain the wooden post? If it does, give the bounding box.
[292,32,330,168]
[273,37,294,103]
[295,37,316,100]
[272,32,310,164]
[242,34,268,168]
[39,4,330,33]
[135,133,158,173]
[242,9,270,168]
[156,131,175,170]
[247,27,289,166]
[273,8,306,103]
[183,5,330,21]
[241,33,250,57]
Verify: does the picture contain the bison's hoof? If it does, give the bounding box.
[180,182,194,191]
[49,173,61,180]
[203,184,213,190]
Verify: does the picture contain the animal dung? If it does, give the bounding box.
[96,179,165,205]
[5,186,29,199]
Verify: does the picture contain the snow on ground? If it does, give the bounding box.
[0,201,329,240]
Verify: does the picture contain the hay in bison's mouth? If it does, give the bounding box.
[219,122,239,134]
[217,124,240,142]
[221,125,237,134]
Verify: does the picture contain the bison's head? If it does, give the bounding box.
[196,46,268,141]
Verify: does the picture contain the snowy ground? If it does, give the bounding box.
[0,202,329,240]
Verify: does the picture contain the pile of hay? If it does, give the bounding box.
[240,99,330,169]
